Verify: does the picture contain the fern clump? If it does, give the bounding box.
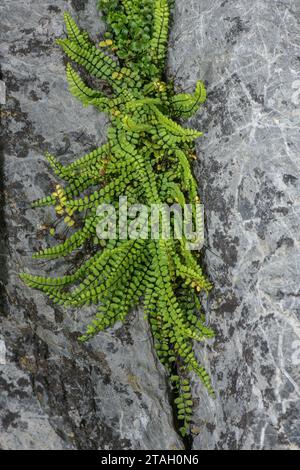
[21,1,214,437]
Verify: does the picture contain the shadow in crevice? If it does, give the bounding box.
[0,65,9,317]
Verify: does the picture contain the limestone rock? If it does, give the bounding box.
[169,0,300,450]
[1,0,299,450]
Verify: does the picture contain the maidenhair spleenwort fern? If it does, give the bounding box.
[21,0,215,437]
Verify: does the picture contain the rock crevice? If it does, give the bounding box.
[1,0,299,450]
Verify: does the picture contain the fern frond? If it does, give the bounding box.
[57,38,119,84]
[62,144,110,174]
[151,106,203,143]
[175,149,198,200]
[32,213,98,259]
[64,12,90,47]
[150,0,170,71]
[171,81,207,118]
[23,2,215,437]
[66,63,108,108]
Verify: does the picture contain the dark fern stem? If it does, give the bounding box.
[21,0,215,437]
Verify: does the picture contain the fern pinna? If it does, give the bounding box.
[21,0,214,437]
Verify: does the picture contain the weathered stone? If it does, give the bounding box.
[0,0,183,450]
[1,0,300,450]
[169,0,300,450]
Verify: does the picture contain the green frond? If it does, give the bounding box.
[98,0,155,78]
[56,38,119,84]
[63,12,90,47]
[162,182,186,206]
[80,243,151,340]
[175,149,198,200]
[62,143,110,174]
[65,173,135,211]
[32,213,98,259]
[151,106,203,143]
[31,194,56,208]
[23,1,215,436]
[122,115,152,133]
[174,256,212,293]
[150,0,170,71]
[171,80,207,118]
[66,63,108,108]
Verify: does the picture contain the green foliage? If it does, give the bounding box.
[21,2,214,437]
[98,0,156,77]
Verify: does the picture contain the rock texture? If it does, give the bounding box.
[0,0,183,450]
[169,0,300,450]
[1,0,300,450]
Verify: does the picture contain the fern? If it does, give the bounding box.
[21,3,214,437]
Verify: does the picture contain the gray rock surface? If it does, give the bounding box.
[0,0,183,450]
[1,0,300,450]
[169,0,300,450]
